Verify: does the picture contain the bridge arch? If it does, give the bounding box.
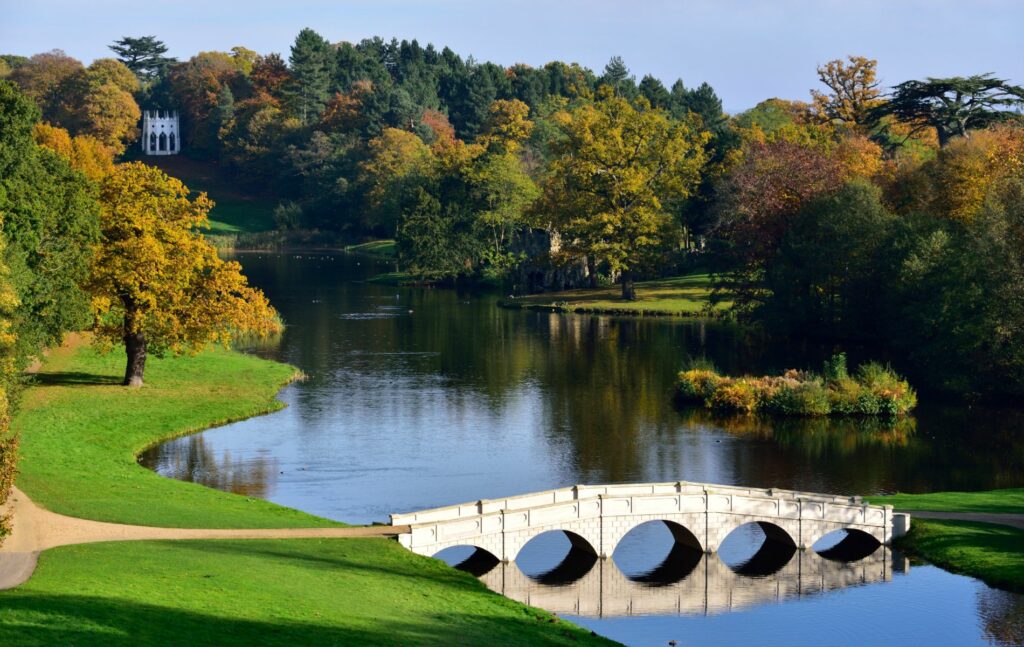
[433,545,500,576]
[613,520,704,585]
[719,521,798,576]
[813,528,882,562]
[516,529,598,585]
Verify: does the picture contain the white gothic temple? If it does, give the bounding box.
[141,109,180,155]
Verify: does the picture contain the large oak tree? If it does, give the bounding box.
[539,93,708,299]
[89,163,281,386]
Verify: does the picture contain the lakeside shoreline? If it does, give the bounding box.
[0,338,609,645]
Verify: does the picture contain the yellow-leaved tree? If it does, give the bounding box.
[0,222,20,543]
[89,162,281,387]
[539,92,708,299]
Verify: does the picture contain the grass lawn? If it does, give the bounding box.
[869,489,1024,592]
[0,539,607,645]
[142,156,277,235]
[2,339,610,645]
[501,274,728,317]
[12,338,334,529]
[896,520,1024,592]
[346,239,396,259]
[870,489,1024,515]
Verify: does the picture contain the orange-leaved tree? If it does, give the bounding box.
[89,162,281,386]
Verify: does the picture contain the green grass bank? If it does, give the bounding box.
[142,156,277,235]
[499,274,727,317]
[1,338,609,645]
[345,239,397,259]
[0,539,607,646]
[870,489,1024,592]
[13,338,329,529]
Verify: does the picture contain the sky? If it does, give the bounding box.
[2,0,1022,113]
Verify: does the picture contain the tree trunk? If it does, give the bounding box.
[122,300,146,387]
[123,330,146,387]
[587,256,598,289]
[621,270,637,301]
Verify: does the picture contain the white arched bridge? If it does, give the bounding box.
[390,481,910,562]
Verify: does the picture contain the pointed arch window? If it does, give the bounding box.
[149,132,157,152]
[158,132,167,151]
[169,133,176,152]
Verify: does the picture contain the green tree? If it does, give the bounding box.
[766,180,899,338]
[540,93,708,299]
[600,56,634,96]
[0,81,100,363]
[109,35,176,83]
[638,75,671,109]
[212,84,235,152]
[877,75,1024,146]
[288,28,335,124]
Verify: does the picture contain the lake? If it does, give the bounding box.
[140,251,1024,646]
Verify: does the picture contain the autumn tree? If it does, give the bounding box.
[33,123,114,181]
[7,50,83,121]
[251,53,291,100]
[810,56,883,129]
[89,163,281,386]
[109,36,176,83]
[0,227,19,546]
[540,93,708,299]
[877,75,1024,146]
[360,127,434,234]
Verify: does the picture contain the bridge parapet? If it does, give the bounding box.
[391,481,910,562]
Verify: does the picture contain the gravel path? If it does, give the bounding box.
[0,487,407,590]
[900,510,1024,531]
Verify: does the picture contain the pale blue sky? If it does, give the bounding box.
[2,0,1021,112]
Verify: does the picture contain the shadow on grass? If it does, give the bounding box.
[30,371,121,387]
[903,520,1024,593]
[164,539,480,590]
[0,593,599,646]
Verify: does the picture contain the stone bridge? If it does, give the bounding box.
[390,481,910,561]
[479,546,907,618]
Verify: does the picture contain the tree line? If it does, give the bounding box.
[2,32,1024,404]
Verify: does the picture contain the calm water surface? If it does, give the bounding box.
[141,252,1024,646]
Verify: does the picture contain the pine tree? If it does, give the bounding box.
[109,36,175,84]
[288,28,335,124]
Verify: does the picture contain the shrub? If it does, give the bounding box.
[674,355,916,418]
[857,362,917,415]
[764,380,831,416]
[823,352,848,383]
[676,369,724,402]
[708,380,757,412]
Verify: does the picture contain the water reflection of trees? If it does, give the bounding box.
[978,586,1024,646]
[144,436,278,498]
[237,253,1024,494]
[676,407,917,454]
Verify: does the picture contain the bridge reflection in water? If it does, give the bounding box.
[461,542,906,618]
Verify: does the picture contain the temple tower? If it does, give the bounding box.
[140,109,180,155]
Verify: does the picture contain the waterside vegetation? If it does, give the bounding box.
[676,354,916,416]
